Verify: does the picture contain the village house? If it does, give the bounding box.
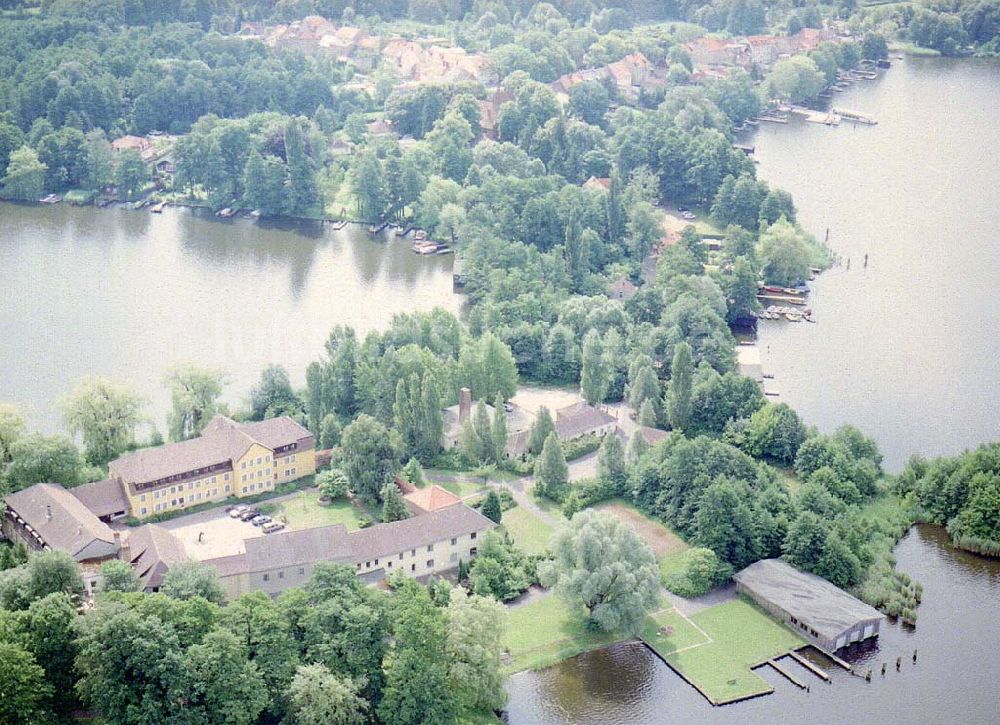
[2,483,120,594]
[477,88,513,140]
[582,176,611,192]
[121,523,188,592]
[684,36,751,67]
[609,275,637,301]
[107,415,316,520]
[735,559,884,652]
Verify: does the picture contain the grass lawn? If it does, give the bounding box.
[503,595,706,675]
[272,492,367,531]
[658,548,697,584]
[594,500,688,560]
[502,595,626,674]
[437,479,489,499]
[659,598,804,704]
[500,506,554,556]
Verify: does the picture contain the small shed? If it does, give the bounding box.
[734,559,883,652]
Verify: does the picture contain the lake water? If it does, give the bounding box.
[0,204,459,433]
[504,525,1000,725]
[505,57,1000,725]
[750,57,1000,471]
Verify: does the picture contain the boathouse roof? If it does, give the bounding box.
[734,559,883,640]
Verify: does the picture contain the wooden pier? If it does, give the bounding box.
[832,108,878,125]
[789,650,831,681]
[757,293,807,305]
[806,645,853,672]
[330,220,348,231]
[766,659,808,689]
[368,221,389,234]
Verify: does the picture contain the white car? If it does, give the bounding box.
[262,521,285,534]
[228,506,248,518]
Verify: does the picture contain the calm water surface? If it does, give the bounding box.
[505,525,1000,724]
[750,58,1000,471]
[506,58,1000,725]
[0,205,459,432]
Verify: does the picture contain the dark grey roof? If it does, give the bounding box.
[349,503,495,562]
[4,484,119,562]
[240,524,352,573]
[125,524,188,590]
[71,478,129,518]
[734,559,883,639]
[555,403,616,439]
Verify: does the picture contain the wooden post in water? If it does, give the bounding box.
[896,656,901,671]
[913,649,918,664]
[881,662,887,676]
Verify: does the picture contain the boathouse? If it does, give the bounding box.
[734,559,883,652]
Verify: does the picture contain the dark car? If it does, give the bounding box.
[239,509,259,521]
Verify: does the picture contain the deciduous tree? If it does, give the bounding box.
[61,377,145,466]
[540,510,661,632]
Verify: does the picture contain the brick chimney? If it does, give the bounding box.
[458,387,472,424]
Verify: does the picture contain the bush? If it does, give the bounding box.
[662,548,733,598]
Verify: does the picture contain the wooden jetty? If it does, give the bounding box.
[150,201,167,213]
[832,107,878,125]
[396,225,415,237]
[330,220,348,231]
[368,221,389,234]
[789,650,831,681]
[807,645,852,672]
[766,659,808,689]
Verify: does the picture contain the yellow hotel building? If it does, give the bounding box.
[107,415,315,519]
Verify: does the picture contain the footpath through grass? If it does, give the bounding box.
[654,598,804,704]
[500,506,554,556]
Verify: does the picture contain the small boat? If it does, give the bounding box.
[785,313,802,322]
[39,193,61,204]
[216,207,236,218]
[130,199,148,210]
[414,229,428,241]
[330,220,347,231]
[150,201,166,213]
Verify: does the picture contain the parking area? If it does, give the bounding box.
[159,506,265,560]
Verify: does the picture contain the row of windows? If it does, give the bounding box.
[357,532,480,572]
[140,487,228,516]
[241,454,272,469]
[140,476,230,502]
[262,566,307,583]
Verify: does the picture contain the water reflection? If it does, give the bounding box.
[505,525,1000,725]
[0,203,460,433]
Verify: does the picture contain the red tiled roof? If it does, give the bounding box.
[404,485,461,513]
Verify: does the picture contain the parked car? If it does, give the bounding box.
[262,521,285,534]
[681,211,696,221]
[228,506,248,518]
[251,515,272,527]
[677,206,689,213]
[239,509,259,521]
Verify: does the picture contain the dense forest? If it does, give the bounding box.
[1,0,998,723]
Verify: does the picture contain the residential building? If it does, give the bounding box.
[207,502,496,599]
[609,275,637,301]
[734,559,883,651]
[108,415,315,520]
[746,35,781,67]
[2,483,120,593]
[582,176,611,192]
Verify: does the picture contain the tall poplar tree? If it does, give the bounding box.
[667,342,694,432]
[580,329,608,406]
